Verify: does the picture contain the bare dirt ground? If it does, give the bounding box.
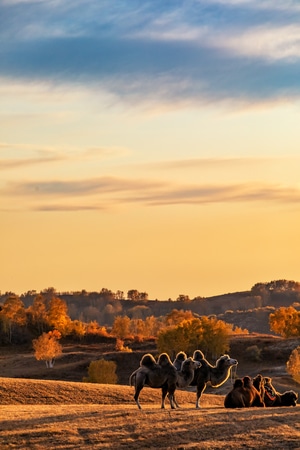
[0,378,299,449]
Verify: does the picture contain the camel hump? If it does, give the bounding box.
[242,376,253,387]
[140,353,157,368]
[175,351,187,361]
[233,378,243,389]
[157,353,172,366]
[193,349,205,361]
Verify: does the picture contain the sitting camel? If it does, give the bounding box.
[191,350,238,408]
[263,376,298,407]
[224,376,265,408]
[129,352,200,410]
[253,373,265,399]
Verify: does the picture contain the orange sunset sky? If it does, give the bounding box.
[1,1,300,299]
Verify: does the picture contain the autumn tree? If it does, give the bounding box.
[85,320,106,336]
[157,317,231,358]
[83,359,117,384]
[144,315,162,339]
[27,294,71,336]
[69,320,86,340]
[46,296,71,335]
[32,330,62,368]
[164,309,195,327]
[111,315,131,339]
[27,294,48,334]
[0,295,26,343]
[286,346,300,384]
[269,306,300,338]
[127,290,148,301]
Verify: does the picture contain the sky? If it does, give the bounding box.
[1,0,300,300]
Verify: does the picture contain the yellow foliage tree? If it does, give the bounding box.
[27,294,48,334]
[0,295,26,343]
[46,297,71,335]
[157,317,230,358]
[269,306,300,338]
[32,330,62,368]
[83,359,118,384]
[111,315,131,339]
[164,309,195,326]
[286,346,300,384]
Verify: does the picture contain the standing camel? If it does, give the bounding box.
[129,353,178,409]
[192,350,238,408]
[129,353,200,410]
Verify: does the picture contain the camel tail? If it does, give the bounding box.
[129,371,136,387]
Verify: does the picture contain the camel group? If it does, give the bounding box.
[224,373,298,408]
[129,350,238,409]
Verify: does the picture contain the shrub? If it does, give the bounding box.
[83,359,118,384]
[115,338,132,352]
[245,345,262,362]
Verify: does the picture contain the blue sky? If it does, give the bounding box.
[2,1,300,104]
[1,0,300,299]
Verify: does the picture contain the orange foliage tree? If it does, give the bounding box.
[286,346,300,383]
[32,330,62,368]
[0,295,26,343]
[269,306,300,338]
[157,316,231,358]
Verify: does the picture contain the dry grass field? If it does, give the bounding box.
[0,377,299,449]
[0,337,299,449]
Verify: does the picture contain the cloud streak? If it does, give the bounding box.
[1,1,300,105]
[0,142,130,171]
[2,176,300,212]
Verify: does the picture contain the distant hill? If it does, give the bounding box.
[59,282,300,334]
[3,279,300,334]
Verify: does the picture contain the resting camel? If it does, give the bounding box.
[262,376,298,407]
[191,350,238,408]
[252,373,265,399]
[129,352,200,409]
[224,376,265,408]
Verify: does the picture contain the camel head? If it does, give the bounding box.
[181,357,201,372]
[216,354,238,369]
[280,391,298,407]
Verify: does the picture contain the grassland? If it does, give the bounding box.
[0,377,299,449]
[0,336,299,449]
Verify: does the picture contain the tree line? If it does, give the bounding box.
[1,288,299,347]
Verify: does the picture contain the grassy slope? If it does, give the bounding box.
[0,376,223,407]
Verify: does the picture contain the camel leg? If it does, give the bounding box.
[161,385,176,409]
[161,385,168,409]
[167,387,177,409]
[172,393,180,408]
[195,383,206,409]
[134,386,143,410]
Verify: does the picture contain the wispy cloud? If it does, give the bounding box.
[2,176,300,212]
[0,142,130,171]
[1,0,300,105]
